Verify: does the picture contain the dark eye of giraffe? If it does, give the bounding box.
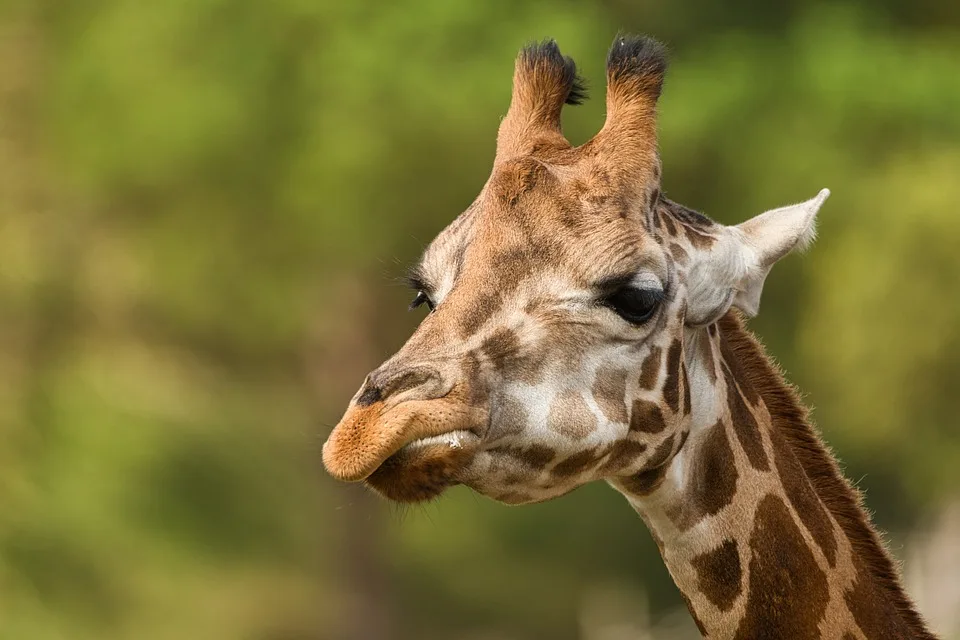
[409,290,435,312]
[601,286,663,325]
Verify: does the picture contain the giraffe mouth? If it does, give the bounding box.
[365,429,483,502]
[322,388,484,481]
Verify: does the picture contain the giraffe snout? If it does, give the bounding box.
[357,364,447,407]
[322,361,478,484]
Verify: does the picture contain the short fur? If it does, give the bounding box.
[718,311,935,639]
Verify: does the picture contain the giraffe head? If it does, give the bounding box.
[322,35,829,504]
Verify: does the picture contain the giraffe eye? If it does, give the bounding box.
[601,286,663,324]
[409,290,435,312]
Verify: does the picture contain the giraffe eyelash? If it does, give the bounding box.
[404,265,428,292]
[404,266,438,312]
[409,290,435,312]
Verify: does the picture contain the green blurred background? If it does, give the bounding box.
[1,0,959,638]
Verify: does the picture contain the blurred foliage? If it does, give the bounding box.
[0,0,958,638]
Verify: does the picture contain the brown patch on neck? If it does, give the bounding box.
[691,539,741,612]
[629,398,666,434]
[618,432,676,495]
[735,494,830,638]
[717,312,935,638]
[596,439,648,475]
[770,425,838,566]
[719,360,769,472]
[669,420,738,531]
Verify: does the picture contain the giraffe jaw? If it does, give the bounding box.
[365,429,482,502]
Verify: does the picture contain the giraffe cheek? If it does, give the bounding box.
[486,396,530,441]
[592,366,630,424]
[547,391,597,441]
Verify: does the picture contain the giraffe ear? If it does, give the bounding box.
[731,188,830,316]
[686,189,830,325]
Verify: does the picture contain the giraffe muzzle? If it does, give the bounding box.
[322,388,482,483]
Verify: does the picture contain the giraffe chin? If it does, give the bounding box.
[364,431,481,503]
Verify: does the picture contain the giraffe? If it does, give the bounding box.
[322,35,936,639]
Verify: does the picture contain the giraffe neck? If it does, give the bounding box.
[612,312,934,639]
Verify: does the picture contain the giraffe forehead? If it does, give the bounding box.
[423,208,663,295]
[419,157,669,290]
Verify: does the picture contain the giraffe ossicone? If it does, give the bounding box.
[322,35,935,639]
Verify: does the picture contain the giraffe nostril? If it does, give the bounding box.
[356,385,382,407]
[358,365,443,406]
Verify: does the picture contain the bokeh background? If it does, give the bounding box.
[1,0,959,638]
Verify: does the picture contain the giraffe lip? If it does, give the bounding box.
[364,429,482,503]
[323,394,482,483]
[373,427,482,470]
[400,429,480,453]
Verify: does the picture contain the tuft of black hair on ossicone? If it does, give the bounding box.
[566,73,588,106]
[606,33,668,98]
[519,39,588,105]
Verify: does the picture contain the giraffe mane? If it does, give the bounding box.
[717,311,936,639]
